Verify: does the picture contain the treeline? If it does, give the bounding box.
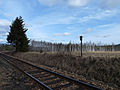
[0,44,15,51]
[30,40,120,52]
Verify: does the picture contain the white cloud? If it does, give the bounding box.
[0,10,14,17]
[43,16,75,25]
[64,32,71,36]
[103,35,110,38]
[38,0,62,6]
[101,0,120,9]
[96,23,116,28]
[0,19,10,34]
[86,23,120,44]
[83,28,92,34]
[0,39,6,42]
[0,32,8,36]
[78,10,117,22]
[0,19,10,26]
[68,0,90,7]
[0,19,10,42]
[33,15,76,27]
[95,35,110,38]
[54,32,71,36]
[38,0,90,7]
[27,25,49,41]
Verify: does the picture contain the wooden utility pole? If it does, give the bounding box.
[80,36,83,57]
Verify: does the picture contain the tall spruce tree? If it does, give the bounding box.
[7,16,29,52]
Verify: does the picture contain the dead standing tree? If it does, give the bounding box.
[30,40,120,52]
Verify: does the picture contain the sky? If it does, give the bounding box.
[0,0,120,44]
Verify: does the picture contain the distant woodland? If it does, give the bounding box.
[1,40,120,52]
[30,40,120,52]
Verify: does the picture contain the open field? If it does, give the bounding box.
[47,51,120,57]
[8,51,120,89]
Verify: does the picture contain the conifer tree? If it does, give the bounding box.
[7,16,29,52]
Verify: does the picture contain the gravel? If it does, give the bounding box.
[0,57,40,90]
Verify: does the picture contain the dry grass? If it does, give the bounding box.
[9,51,120,89]
[46,51,120,57]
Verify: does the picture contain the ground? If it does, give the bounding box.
[8,51,120,90]
[0,56,39,90]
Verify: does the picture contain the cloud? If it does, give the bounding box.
[68,0,90,7]
[103,35,110,38]
[95,35,110,38]
[38,0,62,6]
[0,19,10,42]
[0,10,14,17]
[0,19,10,26]
[53,32,71,36]
[83,28,92,34]
[86,23,120,44]
[32,15,76,27]
[38,0,90,7]
[45,16,76,25]
[0,19,10,33]
[97,23,115,28]
[78,10,117,22]
[0,32,8,36]
[101,0,120,9]
[0,39,6,42]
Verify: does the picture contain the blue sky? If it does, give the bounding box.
[0,0,120,44]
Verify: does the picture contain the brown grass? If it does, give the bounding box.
[9,51,120,89]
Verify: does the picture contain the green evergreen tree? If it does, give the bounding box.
[7,16,29,52]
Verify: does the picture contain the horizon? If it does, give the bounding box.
[0,0,120,44]
[0,40,120,46]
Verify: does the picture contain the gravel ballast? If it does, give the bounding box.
[8,52,119,90]
[0,56,40,90]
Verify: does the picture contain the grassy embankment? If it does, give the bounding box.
[10,51,120,89]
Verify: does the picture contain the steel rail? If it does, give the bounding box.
[0,54,52,90]
[0,52,103,90]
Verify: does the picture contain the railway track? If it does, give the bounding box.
[0,53,103,90]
